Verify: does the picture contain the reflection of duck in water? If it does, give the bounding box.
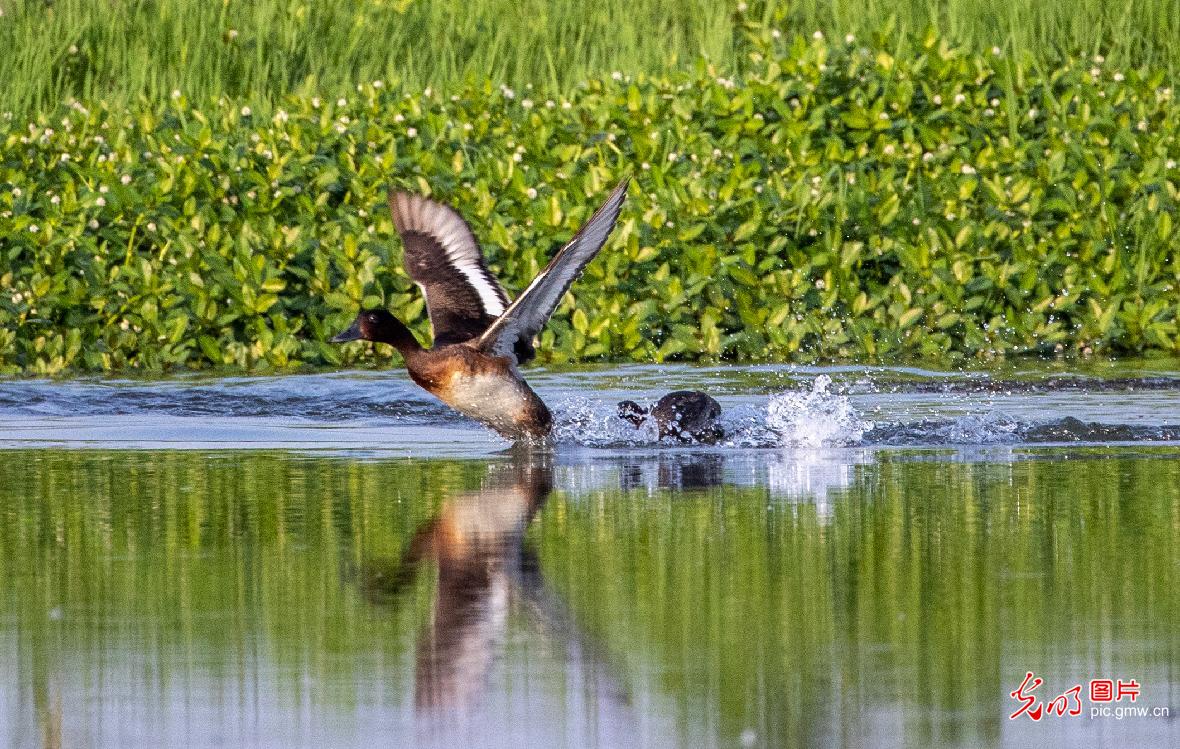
[618,391,724,444]
[354,461,629,716]
[619,453,726,491]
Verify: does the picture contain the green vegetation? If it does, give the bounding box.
[2,450,1178,744]
[2,16,1180,372]
[3,0,1180,113]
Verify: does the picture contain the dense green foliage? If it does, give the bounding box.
[3,0,1179,113]
[3,29,1180,373]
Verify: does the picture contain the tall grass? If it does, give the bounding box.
[0,0,737,114]
[2,0,1179,115]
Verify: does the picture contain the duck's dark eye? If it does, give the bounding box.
[366,313,378,323]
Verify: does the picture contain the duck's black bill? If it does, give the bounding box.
[330,320,362,343]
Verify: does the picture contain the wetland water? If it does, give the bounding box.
[1,363,1178,748]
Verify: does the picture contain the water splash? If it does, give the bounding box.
[763,375,873,447]
[553,376,873,448]
[551,397,660,447]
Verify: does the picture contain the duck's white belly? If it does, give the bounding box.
[442,371,545,437]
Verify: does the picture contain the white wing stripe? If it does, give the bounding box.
[450,260,506,317]
[399,194,507,316]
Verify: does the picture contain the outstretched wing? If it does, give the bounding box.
[389,191,511,346]
[473,178,629,364]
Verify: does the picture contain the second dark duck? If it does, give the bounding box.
[618,390,724,444]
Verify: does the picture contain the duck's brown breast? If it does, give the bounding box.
[411,348,551,439]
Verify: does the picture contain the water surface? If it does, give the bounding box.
[1,363,1178,748]
[1,361,1180,452]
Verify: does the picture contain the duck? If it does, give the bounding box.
[332,178,629,441]
[618,390,724,443]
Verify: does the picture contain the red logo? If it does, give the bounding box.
[1009,672,1045,721]
[1090,679,1114,702]
[1009,672,1141,721]
[1117,679,1140,702]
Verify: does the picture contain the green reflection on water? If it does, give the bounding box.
[1,450,1177,748]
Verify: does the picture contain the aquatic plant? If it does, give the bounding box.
[1,30,1179,373]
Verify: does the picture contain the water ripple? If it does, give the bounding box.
[0,364,1178,451]
[0,372,456,422]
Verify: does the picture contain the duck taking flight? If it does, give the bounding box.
[332,178,629,441]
